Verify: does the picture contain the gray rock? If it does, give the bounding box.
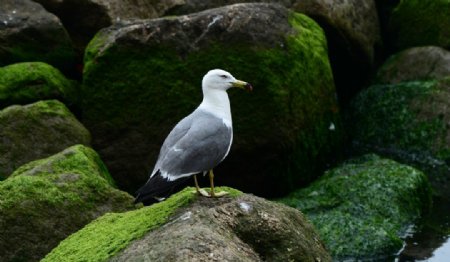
[0,100,90,179]
[32,0,185,51]
[0,0,75,73]
[167,0,382,103]
[375,46,450,84]
[166,0,292,15]
[44,187,331,262]
[114,195,330,261]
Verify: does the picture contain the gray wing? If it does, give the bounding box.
[152,109,232,180]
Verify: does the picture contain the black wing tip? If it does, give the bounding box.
[133,170,191,206]
[134,193,161,205]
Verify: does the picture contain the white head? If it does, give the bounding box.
[202,69,252,92]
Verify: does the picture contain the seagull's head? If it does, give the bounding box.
[202,69,252,92]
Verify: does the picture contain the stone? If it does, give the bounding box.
[0,100,90,179]
[279,154,431,260]
[43,187,331,262]
[81,3,342,197]
[0,0,75,74]
[375,46,450,85]
[0,145,135,261]
[32,0,185,51]
[349,78,450,194]
[388,0,450,51]
[166,0,383,103]
[0,62,78,109]
[291,0,383,103]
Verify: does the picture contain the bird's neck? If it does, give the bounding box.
[198,88,232,127]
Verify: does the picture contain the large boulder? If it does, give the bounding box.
[388,0,450,51]
[0,0,75,74]
[81,3,342,196]
[375,46,450,85]
[0,145,134,262]
[0,62,78,109]
[32,0,185,51]
[349,78,450,194]
[44,187,331,262]
[279,154,431,260]
[0,100,90,179]
[166,0,291,14]
[167,0,382,104]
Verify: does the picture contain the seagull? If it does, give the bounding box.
[135,69,252,204]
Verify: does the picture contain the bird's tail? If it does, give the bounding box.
[134,170,190,205]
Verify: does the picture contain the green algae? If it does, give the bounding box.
[279,154,431,259]
[43,186,242,262]
[0,62,78,109]
[350,79,450,163]
[81,11,342,195]
[0,145,134,261]
[389,0,450,50]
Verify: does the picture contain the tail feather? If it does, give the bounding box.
[134,170,191,205]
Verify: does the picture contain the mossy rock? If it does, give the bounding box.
[388,0,450,51]
[375,46,450,85]
[0,0,76,74]
[44,187,331,262]
[349,78,450,192]
[279,154,431,260]
[0,145,135,261]
[81,3,342,197]
[0,100,90,179]
[0,62,78,109]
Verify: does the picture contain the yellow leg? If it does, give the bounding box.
[208,169,228,198]
[193,174,209,197]
[209,170,216,197]
[194,174,200,192]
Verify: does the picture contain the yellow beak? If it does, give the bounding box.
[232,80,253,91]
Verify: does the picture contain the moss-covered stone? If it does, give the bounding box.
[349,78,450,189]
[279,154,431,260]
[388,0,450,51]
[0,145,134,261]
[81,3,342,196]
[374,46,450,85]
[0,62,78,109]
[0,100,91,178]
[45,187,331,262]
[43,187,240,261]
[0,0,76,74]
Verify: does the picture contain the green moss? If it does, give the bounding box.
[11,144,115,188]
[279,154,431,259]
[350,79,449,164]
[43,186,242,261]
[0,30,76,74]
[0,145,133,261]
[0,100,91,179]
[81,11,342,195]
[0,62,78,108]
[351,80,441,150]
[389,0,450,50]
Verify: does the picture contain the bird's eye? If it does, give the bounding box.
[220,75,228,79]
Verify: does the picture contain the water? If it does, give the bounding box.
[397,196,450,261]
